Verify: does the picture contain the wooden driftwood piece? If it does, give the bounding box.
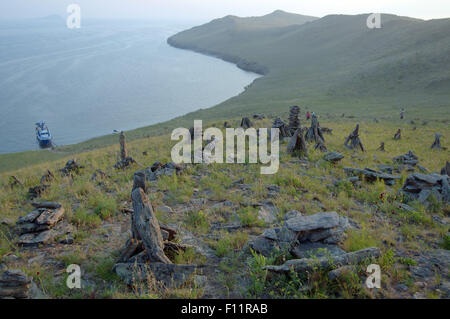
[287,128,308,157]
[393,129,401,140]
[431,133,442,150]
[131,188,171,264]
[344,124,365,152]
[305,113,324,144]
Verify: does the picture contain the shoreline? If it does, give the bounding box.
[0,35,263,173]
[166,36,269,76]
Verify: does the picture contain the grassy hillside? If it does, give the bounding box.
[1,115,449,298]
[1,11,449,173]
[0,11,449,298]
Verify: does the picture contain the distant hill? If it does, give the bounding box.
[168,11,450,112]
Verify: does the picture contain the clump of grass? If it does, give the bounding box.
[343,226,380,252]
[215,232,248,257]
[71,207,102,228]
[88,193,117,219]
[185,210,210,234]
[237,207,264,227]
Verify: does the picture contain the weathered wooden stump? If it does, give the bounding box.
[240,117,252,129]
[130,187,171,264]
[393,129,401,140]
[344,124,365,152]
[431,133,443,150]
[305,113,324,144]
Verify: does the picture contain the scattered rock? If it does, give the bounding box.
[401,173,450,204]
[284,211,348,244]
[0,270,32,299]
[15,202,73,247]
[328,265,355,281]
[114,157,136,169]
[59,159,84,176]
[255,201,278,225]
[324,152,344,163]
[393,151,419,166]
[291,242,346,259]
[137,162,183,182]
[113,263,196,288]
[344,167,401,186]
[264,247,380,273]
[156,206,174,214]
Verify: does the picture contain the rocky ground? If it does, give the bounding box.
[0,112,449,299]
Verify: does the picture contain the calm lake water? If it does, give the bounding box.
[0,19,259,153]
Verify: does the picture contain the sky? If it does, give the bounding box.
[1,0,449,21]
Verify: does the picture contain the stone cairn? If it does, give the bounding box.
[15,202,73,246]
[394,129,401,140]
[28,170,55,199]
[287,105,300,135]
[377,142,385,152]
[272,117,290,138]
[114,131,136,169]
[431,133,443,150]
[113,172,196,288]
[0,270,32,299]
[344,124,365,152]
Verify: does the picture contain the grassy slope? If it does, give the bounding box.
[2,11,448,173]
[0,117,448,298]
[0,10,449,297]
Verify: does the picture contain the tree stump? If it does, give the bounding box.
[305,113,324,144]
[287,128,308,158]
[431,133,443,150]
[441,161,450,176]
[240,117,252,129]
[377,142,385,152]
[120,131,128,161]
[393,129,401,140]
[131,188,171,264]
[344,124,365,152]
